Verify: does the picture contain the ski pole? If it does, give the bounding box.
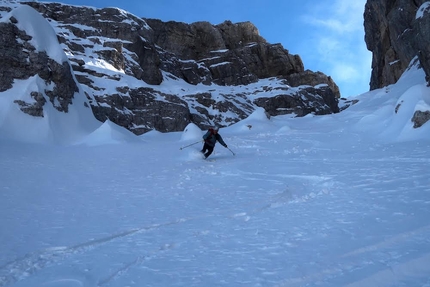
[226,146,235,156]
[179,140,202,150]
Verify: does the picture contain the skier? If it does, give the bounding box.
[201,126,227,159]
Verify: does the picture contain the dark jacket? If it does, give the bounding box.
[203,129,226,147]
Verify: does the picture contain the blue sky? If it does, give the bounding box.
[53,0,371,98]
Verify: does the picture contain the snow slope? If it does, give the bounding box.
[1,65,430,286]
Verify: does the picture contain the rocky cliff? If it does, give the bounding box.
[364,0,430,89]
[0,1,340,134]
[364,0,430,128]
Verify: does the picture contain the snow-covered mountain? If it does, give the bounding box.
[1,2,430,286]
[0,1,429,145]
[0,0,340,138]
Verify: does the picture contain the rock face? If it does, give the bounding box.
[0,14,80,117]
[364,0,430,128]
[145,19,307,87]
[412,110,430,128]
[0,1,340,134]
[364,0,430,89]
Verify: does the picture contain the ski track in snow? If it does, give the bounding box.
[0,218,189,286]
[1,123,430,286]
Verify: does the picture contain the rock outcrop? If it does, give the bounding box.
[364,0,430,128]
[0,1,340,134]
[0,13,81,116]
[364,0,430,89]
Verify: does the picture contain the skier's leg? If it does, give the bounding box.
[204,146,214,158]
[201,143,208,153]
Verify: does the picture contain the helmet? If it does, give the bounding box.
[213,126,220,131]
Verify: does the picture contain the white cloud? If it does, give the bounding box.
[300,0,371,97]
[309,18,351,34]
[332,63,360,82]
[303,0,367,35]
[315,37,342,58]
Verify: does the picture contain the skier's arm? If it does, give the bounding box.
[217,135,227,147]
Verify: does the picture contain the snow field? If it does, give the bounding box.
[2,106,430,286]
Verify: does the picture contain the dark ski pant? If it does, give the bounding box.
[201,143,214,158]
